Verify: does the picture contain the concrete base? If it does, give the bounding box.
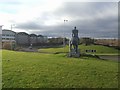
[68,49,80,58]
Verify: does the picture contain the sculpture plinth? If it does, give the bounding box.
[68,26,80,58]
[68,49,80,57]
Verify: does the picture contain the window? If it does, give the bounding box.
[2,38,5,40]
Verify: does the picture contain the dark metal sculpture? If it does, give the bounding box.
[69,26,80,57]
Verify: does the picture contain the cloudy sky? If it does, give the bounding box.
[0,0,119,38]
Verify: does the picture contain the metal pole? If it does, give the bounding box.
[63,20,65,47]
[10,24,15,50]
[11,24,15,31]
[63,19,68,54]
[63,20,68,47]
[11,25,12,30]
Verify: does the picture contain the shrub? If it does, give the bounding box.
[2,42,11,50]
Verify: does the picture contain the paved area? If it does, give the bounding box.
[21,48,38,52]
[99,55,120,62]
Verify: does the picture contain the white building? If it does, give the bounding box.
[2,29,16,49]
[0,26,3,49]
[1,29,48,48]
[0,26,2,34]
[2,29,16,42]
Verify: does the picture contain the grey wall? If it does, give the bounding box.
[16,34,30,46]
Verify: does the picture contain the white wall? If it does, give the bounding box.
[0,26,2,90]
[0,26,2,35]
[2,30,16,42]
[0,26,1,29]
[0,26,2,48]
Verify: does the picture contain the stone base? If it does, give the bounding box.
[68,49,80,58]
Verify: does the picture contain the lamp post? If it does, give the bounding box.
[0,25,3,49]
[11,24,15,31]
[63,19,68,47]
[10,24,16,50]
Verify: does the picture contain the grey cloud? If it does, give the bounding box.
[15,21,44,30]
[15,2,118,38]
[54,2,117,17]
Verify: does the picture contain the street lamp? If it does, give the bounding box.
[11,24,16,30]
[10,24,16,50]
[63,19,68,47]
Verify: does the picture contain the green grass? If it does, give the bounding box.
[2,50,118,88]
[39,45,69,53]
[38,45,119,55]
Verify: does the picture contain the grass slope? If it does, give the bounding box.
[2,50,118,88]
[38,45,119,55]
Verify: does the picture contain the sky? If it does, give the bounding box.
[0,0,119,38]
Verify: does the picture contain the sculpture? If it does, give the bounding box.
[69,26,80,57]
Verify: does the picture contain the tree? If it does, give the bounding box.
[80,37,94,46]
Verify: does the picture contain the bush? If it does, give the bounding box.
[2,42,11,50]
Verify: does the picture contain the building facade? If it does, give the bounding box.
[37,35,44,45]
[30,34,37,45]
[2,29,16,49]
[0,26,2,49]
[16,32,30,46]
[43,36,48,43]
[2,29,48,47]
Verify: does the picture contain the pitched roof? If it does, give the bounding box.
[17,32,29,35]
[30,34,37,37]
[2,29,16,33]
